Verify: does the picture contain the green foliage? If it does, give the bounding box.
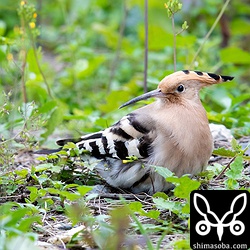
[0,0,249,249]
[0,202,41,249]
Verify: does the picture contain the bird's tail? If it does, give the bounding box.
[34,148,62,154]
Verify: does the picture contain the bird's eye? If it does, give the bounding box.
[177,84,185,93]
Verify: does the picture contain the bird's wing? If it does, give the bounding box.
[56,112,155,160]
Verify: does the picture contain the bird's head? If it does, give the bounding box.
[120,70,234,108]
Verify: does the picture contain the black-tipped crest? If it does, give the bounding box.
[207,73,220,80]
[221,75,234,82]
[183,70,234,82]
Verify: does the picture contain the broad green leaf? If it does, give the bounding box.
[182,203,190,214]
[153,192,168,199]
[144,210,160,220]
[37,100,57,114]
[59,191,81,201]
[220,47,250,64]
[2,208,31,227]
[231,138,240,151]
[17,216,41,232]
[231,19,250,35]
[41,101,65,141]
[63,142,77,149]
[45,188,60,195]
[153,197,182,214]
[4,236,40,250]
[26,48,41,74]
[154,166,174,179]
[26,81,48,103]
[37,174,49,185]
[224,178,239,190]
[206,163,224,176]
[225,156,243,179]
[212,148,236,157]
[166,176,200,199]
[14,169,28,178]
[34,163,53,172]
[77,185,93,196]
[129,201,142,212]
[0,20,6,36]
[27,187,38,203]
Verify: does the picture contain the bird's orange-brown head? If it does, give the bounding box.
[120,70,234,108]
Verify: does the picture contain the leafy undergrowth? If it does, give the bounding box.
[0,138,249,250]
[1,0,250,249]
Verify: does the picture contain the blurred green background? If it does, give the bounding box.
[0,0,249,146]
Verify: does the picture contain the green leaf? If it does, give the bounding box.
[220,47,250,64]
[45,187,60,195]
[212,148,236,157]
[153,192,169,199]
[26,48,41,74]
[224,178,239,190]
[59,191,81,201]
[17,216,41,232]
[231,19,250,35]
[63,142,77,149]
[153,166,174,179]
[225,156,243,179]
[37,100,57,114]
[26,80,48,103]
[34,163,53,172]
[0,20,6,36]
[14,169,29,179]
[129,201,142,212]
[77,185,93,196]
[144,210,160,220]
[153,197,183,214]
[41,101,65,141]
[166,176,200,199]
[206,163,224,176]
[27,187,38,203]
[231,138,239,151]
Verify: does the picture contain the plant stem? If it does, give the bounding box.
[30,34,53,99]
[191,0,231,66]
[171,15,177,72]
[143,0,148,93]
[107,2,128,93]
[20,13,28,103]
[21,50,28,103]
[214,156,236,180]
[130,212,154,250]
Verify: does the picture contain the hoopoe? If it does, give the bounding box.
[54,70,234,194]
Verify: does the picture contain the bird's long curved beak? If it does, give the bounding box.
[119,89,163,109]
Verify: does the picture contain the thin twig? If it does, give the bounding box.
[143,0,148,93]
[44,220,67,249]
[95,193,148,200]
[191,0,231,66]
[171,15,176,72]
[21,50,28,103]
[214,156,236,180]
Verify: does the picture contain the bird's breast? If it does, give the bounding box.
[148,103,213,176]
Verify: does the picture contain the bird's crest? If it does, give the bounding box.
[120,70,234,108]
[158,70,234,91]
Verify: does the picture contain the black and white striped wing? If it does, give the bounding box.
[57,113,154,160]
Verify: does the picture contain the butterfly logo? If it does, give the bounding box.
[193,192,247,241]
